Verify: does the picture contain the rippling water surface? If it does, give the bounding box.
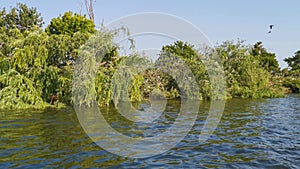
[0,95,299,168]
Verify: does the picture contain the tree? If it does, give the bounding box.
[216,40,283,98]
[159,41,209,99]
[46,32,91,67]
[45,12,96,66]
[45,12,96,36]
[0,3,43,33]
[0,27,24,58]
[284,50,300,71]
[251,41,280,73]
[0,3,43,59]
[0,69,46,109]
[283,50,300,93]
[162,41,197,60]
[11,30,48,73]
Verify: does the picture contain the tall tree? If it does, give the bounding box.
[0,3,43,33]
[160,41,209,99]
[216,40,283,98]
[46,32,91,67]
[45,11,96,36]
[283,50,300,93]
[251,41,280,73]
[284,50,300,71]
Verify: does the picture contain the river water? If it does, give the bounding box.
[0,94,299,168]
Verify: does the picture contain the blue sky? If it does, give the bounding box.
[1,0,300,68]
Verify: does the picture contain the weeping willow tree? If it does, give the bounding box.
[0,4,99,109]
[73,29,150,107]
[0,56,10,75]
[0,69,46,109]
[0,22,89,109]
[0,28,48,109]
[0,27,24,59]
[11,30,48,72]
[111,54,150,105]
[73,30,116,107]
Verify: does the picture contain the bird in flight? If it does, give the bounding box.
[268,25,274,33]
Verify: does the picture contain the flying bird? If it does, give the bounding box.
[268,24,274,33]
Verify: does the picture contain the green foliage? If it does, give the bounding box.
[95,51,122,106]
[283,77,300,93]
[45,12,94,67]
[129,74,144,102]
[282,51,300,93]
[95,68,113,106]
[162,41,198,61]
[46,32,91,67]
[116,54,150,103]
[251,41,280,73]
[0,69,47,109]
[284,50,300,71]
[11,31,48,73]
[0,27,24,58]
[160,41,209,100]
[140,69,169,98]
[57,66,73,104]
[26,66,60,102]
[73,30,117,107]
[0,56,10,75]
[0,7,96,109]
[45,12,96,36]
[0,3,43,33]
[138,40,283,101]
[216,40,283,98]
[0,3,293,110]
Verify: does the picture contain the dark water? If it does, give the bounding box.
[0,95,299,168]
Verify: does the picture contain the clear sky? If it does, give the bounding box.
[1,0,300,68]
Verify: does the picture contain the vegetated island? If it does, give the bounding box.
[0,3,299,110]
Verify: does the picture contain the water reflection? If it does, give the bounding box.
[0,95,299,168]
[75,99,200,158]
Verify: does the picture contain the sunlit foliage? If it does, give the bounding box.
[0,3,297,110]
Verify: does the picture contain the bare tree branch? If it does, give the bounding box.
[84,0,95,22]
